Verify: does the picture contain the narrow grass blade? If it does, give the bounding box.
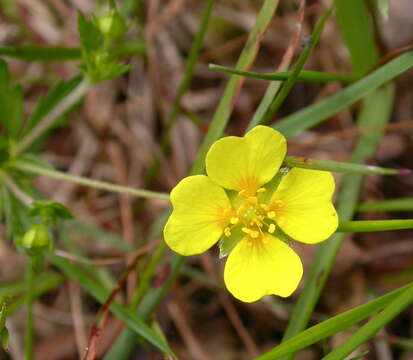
[274,53,413,138]
[337,219,413,232]
[321,284,413,360]
[358,198,413,212]
[254,284,411,360]
[49,254,176,358]
[0,46,81,61]
[191,0,281,174]
[209,65,359,83]
[283,156,408,175]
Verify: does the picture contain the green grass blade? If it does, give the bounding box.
[260,6,333,125]
[283,156,408,175]
[0,46,81,61]
[254,283,411,360]
[273,53,412,138]
[191,0,281,174]
[337,219,413,232]
[358,198,413,212]
[279,84,395,359]
[48,254,176,358]
[321,284,413,360]
[209,65,359,84]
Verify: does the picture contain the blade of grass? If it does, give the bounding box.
[0,46,81,61]
[337,219,413,232]
[321,284,413,360]
[358,198,413,212]
[162,0,216,146]
[254,283,412,360]
[48,253,176,358]
[209,65,359,83]
[259,6,333,126]
[273,53,413,138]
[278,84,394,358]
[283,156,409,175]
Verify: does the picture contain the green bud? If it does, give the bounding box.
[21,225,49,249]
[96,11,128,39]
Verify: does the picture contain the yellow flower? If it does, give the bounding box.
[164,126,338,302]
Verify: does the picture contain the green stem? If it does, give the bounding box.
[12,161,170,201]
[24,258,35,360]
[12,76,90,157]
[209,64,360,83]
[283,156,409,175]
[358,198,413,212]
[337,219,413,232]
[260,6,333,125]
[162,0,216,147]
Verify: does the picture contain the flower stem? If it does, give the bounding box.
[337,219,413,232]
[13,161,170,201]
[358,197,413,212]
[24,257,35,360]
[12,76,90,157]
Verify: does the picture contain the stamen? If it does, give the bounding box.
[224,227,232,237]
[257,187,266,193]
[230,217,239,224]
[267,211,276,219]
[242,227,251,234]
[268,223,276,234]
[274,200,284,208]
[250,230,259,238]
[238,189,247,197]
[247,196,258,205]
[260,204,270,211]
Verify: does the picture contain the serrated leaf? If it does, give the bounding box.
[0,59,24,138]
[77,12,103,53]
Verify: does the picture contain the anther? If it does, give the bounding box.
[230,217,239,224]
[224,227,232,237]
[260,204,270,211]
[257,188,266,193]
[267,211,276,219]
[268,224,276,234]
[242,227,251,234]
[247,196,258,205]
[238,189,247,197]
[250,231,259,238]
[274,200,284,208]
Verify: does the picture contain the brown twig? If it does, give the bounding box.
[82,239,159,360]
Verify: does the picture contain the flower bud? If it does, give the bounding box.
[96,11,128,39]
[21,225,49,249]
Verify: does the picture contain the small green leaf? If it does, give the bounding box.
[218,228,243,258]
[23,74,83,138]
[77,12,103,53]
[1,328,9,349]
[28,201,73,222]
[0,59,24,138]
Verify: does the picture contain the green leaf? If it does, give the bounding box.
[1,187,28,240]
[254,284,411,360]
[1,328,9,349]
[49,254,177,358]
[77,12,103,53]
[0,46,80,61]
[0,59,24,138]
[28,201,73,222]
[22,74,83,138]
[283,156,407,175]
[273,53,412,138]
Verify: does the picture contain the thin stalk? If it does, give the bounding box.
[358,198,413,212]
[283,156,410,175]
[12,161,170,201]
[162,0,216,147]
[209,65,360,83]
[12,76,90,157]
[24,258,35,360]
[337,219,413,232]
[260,6,333,125]
[1,172,34,206]
[321,284,413,360]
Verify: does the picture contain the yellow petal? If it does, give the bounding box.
[205,126,286,193]
[224,235,303,302]
[272,168,338,244]
[164,175,231,255]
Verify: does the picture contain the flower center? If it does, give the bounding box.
[223,187,283,242]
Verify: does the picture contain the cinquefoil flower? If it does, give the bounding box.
[164,126,338,302]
